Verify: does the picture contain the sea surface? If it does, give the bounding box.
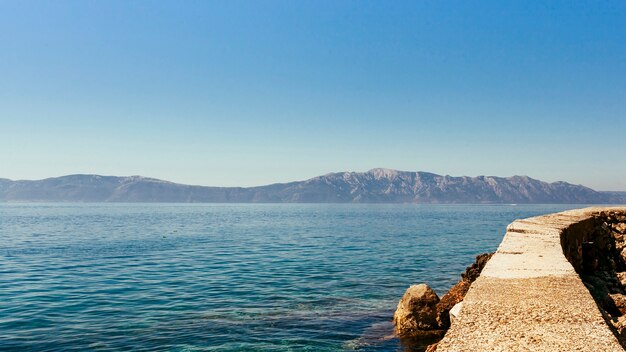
[0,204,584,351]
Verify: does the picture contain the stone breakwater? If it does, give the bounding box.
[577,210,626,344]
[394,207,626,352]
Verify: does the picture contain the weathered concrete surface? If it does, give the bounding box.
[436,207,626,352]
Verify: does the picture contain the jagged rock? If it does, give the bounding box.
[436,280,470,327]
[393,284,441,335]
[579,214,626,347]
[610,314,626,344]
[617,272,626,287]
[461,253,493,282]
[610,294,626,315]
[614,234,626,252]
[436,253,493,328]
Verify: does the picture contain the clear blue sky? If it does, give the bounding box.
[1,1,625,190]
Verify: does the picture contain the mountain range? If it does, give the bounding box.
[1,169,624,204]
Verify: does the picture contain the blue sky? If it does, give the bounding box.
[1,1,625,190]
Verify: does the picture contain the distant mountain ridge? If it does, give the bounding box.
[1,169,624,204]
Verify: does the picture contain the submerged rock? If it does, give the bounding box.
[393,284,441,335]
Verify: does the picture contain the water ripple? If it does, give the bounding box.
[0,204,581,351]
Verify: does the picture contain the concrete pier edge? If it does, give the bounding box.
[436,207,626,352]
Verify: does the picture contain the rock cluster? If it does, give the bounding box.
[393,253,493,351]
[579,211,626,346]
[436,252,492,329]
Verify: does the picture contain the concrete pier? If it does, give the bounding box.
[436,207,626,352]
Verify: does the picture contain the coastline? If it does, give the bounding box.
[395,207,626,351]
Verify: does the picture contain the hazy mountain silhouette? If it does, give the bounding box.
[1,169,624,204]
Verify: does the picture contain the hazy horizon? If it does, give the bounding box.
[1,1,625,190]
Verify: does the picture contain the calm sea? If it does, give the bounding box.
[0,204,582,351]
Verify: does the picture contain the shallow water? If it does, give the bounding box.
[0,204,583,351]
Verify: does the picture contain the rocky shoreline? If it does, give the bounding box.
[393,253,493,351]
[577,210,626,347]
[392,208,626,351]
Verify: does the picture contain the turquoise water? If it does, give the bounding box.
[0,204,582,351]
